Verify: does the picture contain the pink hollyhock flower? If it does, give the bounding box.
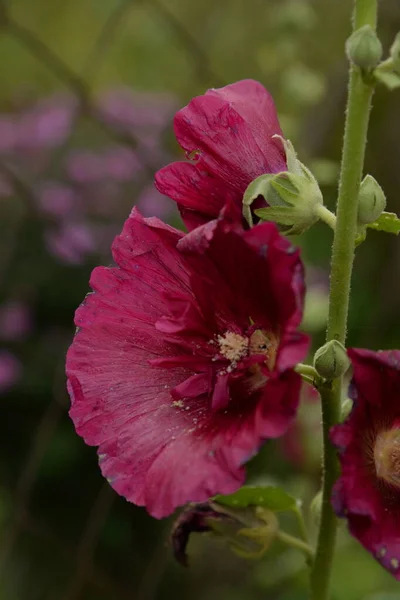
[0,351,21,393]
[66,209,308,518]
[155,79,287,230]
[331,348,400,579]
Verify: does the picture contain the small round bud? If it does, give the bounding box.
[313,340,350,380]
[310,491,322,527]
[357,175,386,225]
[346,25,383,70]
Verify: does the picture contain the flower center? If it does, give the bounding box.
[217,332,249,364]
[374,428,400,488]
[215,328,279,379]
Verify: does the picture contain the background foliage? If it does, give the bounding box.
[1,0,400,598]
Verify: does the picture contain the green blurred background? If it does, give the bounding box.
[0,0,400,598]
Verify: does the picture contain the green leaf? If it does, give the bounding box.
[215,485,297,512]
[367,211,400,234]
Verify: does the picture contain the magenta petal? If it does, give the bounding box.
[171,373,209,400]
[143,424,245,518]
[211,373,230,412]
[255,371,302,439]
[155,161,230,219]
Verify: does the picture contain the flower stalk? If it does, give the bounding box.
[276,531,314,560]
[315,205,336,230]
[309,1,378,598]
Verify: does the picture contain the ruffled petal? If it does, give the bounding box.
[155,80,287,230]
[174,80,286,188]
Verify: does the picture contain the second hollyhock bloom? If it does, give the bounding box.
[155,80,287,229]
[332,348,400,579]
[66,209,308,518]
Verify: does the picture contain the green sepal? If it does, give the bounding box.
[255,206,298,227]
[373,68,400,90]
[242,174,274,227]
[215,485,297,513]
[389,32,400,70]
[243,174,275,206]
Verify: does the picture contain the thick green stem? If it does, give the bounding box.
[309,1,378,599]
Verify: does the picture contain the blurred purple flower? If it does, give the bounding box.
[103,146,142,181]
[66,151,105,184]
[0,351,21,393]
[136,184,175,220]
[0,116,17,153]
[0,88,179,262]
[17,96,76,150]
[38,183,77,217]
[67,145,142,185]
[0,301,32,341]
[97,88,177,130]
[46,222,97,264]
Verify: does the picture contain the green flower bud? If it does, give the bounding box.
[243,137,324,235]
[313,340,350,380]
[346,25,383,70]
[357,175,386,225]
[390,32,400,72]
[310,490,322,527]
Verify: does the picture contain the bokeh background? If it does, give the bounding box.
[1,0,400,598]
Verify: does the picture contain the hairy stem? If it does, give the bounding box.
[309,1,378,598]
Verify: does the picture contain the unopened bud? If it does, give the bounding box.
[357,175,386,225]
[346,25,383,70]
[243,137,324,235]
[313,340,350,380]
[310,490,322,527]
